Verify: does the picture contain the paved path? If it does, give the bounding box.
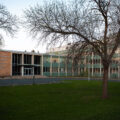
[0,77,120,86]
[0,78,62,86]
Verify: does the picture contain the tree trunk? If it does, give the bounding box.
[102,65,109,99]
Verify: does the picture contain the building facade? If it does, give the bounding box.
[0,50,73,77]
[0,49,120,78]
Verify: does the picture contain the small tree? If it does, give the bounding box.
[24,0,120,99]
[0,4,18,46]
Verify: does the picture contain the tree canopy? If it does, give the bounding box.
[24,0,120,99]
[0,4,18,46]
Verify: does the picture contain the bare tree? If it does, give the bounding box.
[24,0,120,99]
[0,4,18,46]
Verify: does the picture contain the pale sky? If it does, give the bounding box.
[0,0,51,53]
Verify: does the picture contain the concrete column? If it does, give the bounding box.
[92,52,94,77]
[41,55,43,76]
[78,61,80,76]
[21,54,24,76]
[87,56,89,78]
[32,55,34,76]
[58,56,60,76]
[72,58,74,76]
[50,55,52,76]
[65,58,67,77]
[100,58,102,77]
[118,66,119,78]
[84,55,86,72]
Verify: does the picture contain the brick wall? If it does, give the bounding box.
[0,51,12,77]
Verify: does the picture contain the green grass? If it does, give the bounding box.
[0,80,120,120]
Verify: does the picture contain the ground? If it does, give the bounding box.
[0,80,120,120]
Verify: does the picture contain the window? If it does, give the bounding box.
[80,68,84,72]
[24,66,33,75]
[53,60,57,63]
[67,68,72,73]
[60,68,65,72]
[74,68,78,73]
[44,56,50,63]
[12,54,22,76]
[12,66,21,75]
[34,67,41,75]
[24,55,32,64]
[34,56,40,65]
[43,67,50,72]
[12,54,21,64]
[52,67,58,72]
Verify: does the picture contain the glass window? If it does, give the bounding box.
[12,54,22,64]
[43,67,50,72]
[34,56,40,64]
[24,55,32,64]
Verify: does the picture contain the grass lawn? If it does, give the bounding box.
[0,80,120,120]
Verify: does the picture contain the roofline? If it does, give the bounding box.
[0,49,66,57]
[0,49,43,55]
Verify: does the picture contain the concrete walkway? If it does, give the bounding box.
[0,77,120,86]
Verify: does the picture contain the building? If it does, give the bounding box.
[0,49,73,78]
[0,48,120,78]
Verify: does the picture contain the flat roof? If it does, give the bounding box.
[0,49,66,57]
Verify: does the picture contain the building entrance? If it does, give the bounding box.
[24,68,33,75]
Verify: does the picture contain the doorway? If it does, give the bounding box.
[24,67,33,75]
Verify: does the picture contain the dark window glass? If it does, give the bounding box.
[34,56,40,64]
[34,67,41,75]
[43,67,50,72]
[12,54,21,64]
[24,55,32,64]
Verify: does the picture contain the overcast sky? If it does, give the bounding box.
[0,0,50,53]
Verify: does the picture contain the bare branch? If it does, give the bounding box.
[0,4,18,46]
[24,0,120,71]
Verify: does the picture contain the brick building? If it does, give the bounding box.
[0,49,120,78]
[0,50,73,77]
